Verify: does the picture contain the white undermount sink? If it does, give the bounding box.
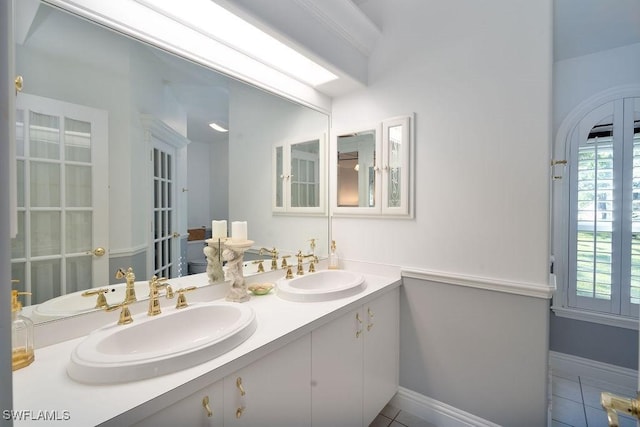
[67,302,257,384]
[276,269,366,302]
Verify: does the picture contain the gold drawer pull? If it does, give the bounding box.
[202,396,213,418]
[236,406,245,419]
[236,377,246,396]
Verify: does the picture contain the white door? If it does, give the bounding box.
[11,93,109,304]
[150,137,180,279]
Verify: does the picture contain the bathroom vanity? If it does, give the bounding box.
[12,266,400,426]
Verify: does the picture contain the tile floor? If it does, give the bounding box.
[552,372,637,427]
[370,403,437,427]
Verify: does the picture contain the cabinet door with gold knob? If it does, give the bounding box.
[224,334,311,426]
[133,380,223,427]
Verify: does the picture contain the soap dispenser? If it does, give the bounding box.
[328,240,340,270]
[11,290,34,371]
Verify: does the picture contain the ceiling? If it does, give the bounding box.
[553,0,640,61]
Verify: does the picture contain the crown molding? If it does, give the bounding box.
[293,0,380,57]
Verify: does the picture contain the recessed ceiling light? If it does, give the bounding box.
[209,122,228,132]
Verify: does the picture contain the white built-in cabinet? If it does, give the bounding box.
[333,115,413,217]
[130,288,398,427]
[272,134,326,215]
[311,287,399,427]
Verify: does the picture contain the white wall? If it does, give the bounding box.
[331,0,553,424]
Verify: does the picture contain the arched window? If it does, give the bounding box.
[553,92,640,328]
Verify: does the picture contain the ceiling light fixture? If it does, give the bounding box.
[209,122,228,132]
[134,0,338,87]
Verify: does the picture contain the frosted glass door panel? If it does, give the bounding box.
[66,211,92,253]
[29,111,60,159]
[31,211,61,257]
[12,212,25,259]
[64,117,91,162]
[386,125,403,208]
[30,162,60,207]
[66,257,92,294]
[66,165,92,207]
[31,259,62,302]
[152,140,179,279]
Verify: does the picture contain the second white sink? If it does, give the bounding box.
[67,302,257,384]
[276,270,365,302]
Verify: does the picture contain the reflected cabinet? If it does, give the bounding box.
[273,134,326,215]
[334,115,413,217]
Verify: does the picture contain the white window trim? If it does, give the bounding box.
[552,85,640,330]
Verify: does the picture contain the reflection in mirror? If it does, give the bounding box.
[386,124,404,208]
[291,139,320,208]
[337,130,377,207]
[12,2,329,323]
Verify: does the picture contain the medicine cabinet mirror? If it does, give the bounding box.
[273,135,326,215]
[333,115,413,217]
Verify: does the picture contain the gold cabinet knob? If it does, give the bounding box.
[236,406,245,419]
[202,396,213,418]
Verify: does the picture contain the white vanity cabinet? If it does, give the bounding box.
[311,288,399,427]
[134,380,224,427]
[223,334,311,427]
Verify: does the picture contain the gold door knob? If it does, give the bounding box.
[91,247,106,257]
[202,396,213,418]
[172,232,180,238]
[15,75,23,93]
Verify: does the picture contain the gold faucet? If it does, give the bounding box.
[259,247,278,270]
[103,302,133,325]
[115,267,137,304]
[82,288,110,309]
[175,286,197,309]
[147,276,174,316]
[296,251,317,276]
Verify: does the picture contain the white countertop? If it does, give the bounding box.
[12,265,400,426]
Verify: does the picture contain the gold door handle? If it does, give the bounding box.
[202,396,213,418]
[356,312,363,338]
[172,232,180,238]
[90,247,106,257]
[15,75,23,94]
[601,391,640,426]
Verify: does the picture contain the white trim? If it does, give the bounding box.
[551,305,638,330]
[139,115,190,149]
[549,351,637,390]
[390,387,501,427]
[293,0,381,56]
[401,268,555,299]
[109,244,148,257]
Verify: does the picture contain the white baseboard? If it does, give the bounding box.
[389,387,501,427]
[549,351,637,390]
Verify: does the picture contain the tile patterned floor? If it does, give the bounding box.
[552,372,637,427]
[370,404,437,427]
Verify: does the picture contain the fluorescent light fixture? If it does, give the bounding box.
[209,122,228,132]
[135,0,338,87]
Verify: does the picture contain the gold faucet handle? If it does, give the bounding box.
[175,286,197,309]
[252,259,265,273]
[103,302,133,325]
[281,255,291,268]
[601,391,640,426]
[82,288,111,309]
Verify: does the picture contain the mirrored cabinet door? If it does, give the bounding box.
[333,115,413,217]
[273,135,326,215]
[381,116,411,215]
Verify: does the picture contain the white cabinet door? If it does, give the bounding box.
[363,287,400,426]
[311,288,400,427]
[224,334,311,427]
[311,307,364,427]
[134,380,223,427]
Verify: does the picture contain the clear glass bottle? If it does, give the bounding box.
[328,240,340,270]
[11,290,34,371]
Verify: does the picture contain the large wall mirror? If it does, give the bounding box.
[11,2,329,323]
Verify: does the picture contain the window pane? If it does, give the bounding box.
[31,211,61,257]
[30,162,61,207]
[31,259,61,304]
[64,117,91,162]
[66,256,92,294]
[29,111,60,160]
[66,165,92,207]
[66,211,92,253]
